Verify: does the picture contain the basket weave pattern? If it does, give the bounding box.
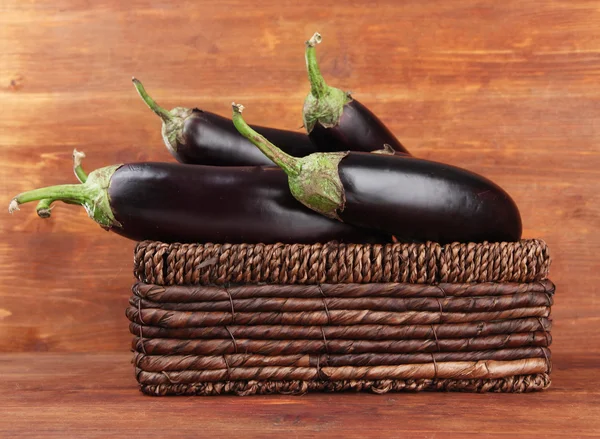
[129,240,553,396]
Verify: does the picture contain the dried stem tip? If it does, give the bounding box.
[8,199,19,214]
[306,32,322,48]
[232,103,245,113]
[73,149,86,168]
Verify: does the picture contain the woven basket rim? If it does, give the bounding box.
[134,239,551,286]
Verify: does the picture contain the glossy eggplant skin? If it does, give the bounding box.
[337,153,521,244]
[309,99,411,155]
[108,162,389,244]
[175,111,317,166]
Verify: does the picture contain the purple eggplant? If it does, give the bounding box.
[8,154,390,244]
[232,104,522,244]
[302,33,410,155]
[133,79,408,167]
[132,78,315,166]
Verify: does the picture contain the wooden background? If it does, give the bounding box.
[1,0,599,437]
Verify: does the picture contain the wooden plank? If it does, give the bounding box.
[0,0,599,356]
[0,0,599,435]
[0,353,599,438]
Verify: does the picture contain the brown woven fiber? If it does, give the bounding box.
[129,318,551,340]
[132,279,555,301]
[129,240,554,395]
[130,288,553,312]
[135,358,549,384]
[126,305,550,327]
[131,332,551,355]
[133,240,551,286]
[140,374,551,396]
[132,348,551,370]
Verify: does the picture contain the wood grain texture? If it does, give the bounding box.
[0,353,599,438]
[0,0,599,435]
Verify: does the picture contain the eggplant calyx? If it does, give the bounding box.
[9,163,122,229]
[303,32,352,133]
[303,89,350,134]
[289,152,347,220]
[132,77,192,155]
[232,103,346,220]
[160,106,193,156]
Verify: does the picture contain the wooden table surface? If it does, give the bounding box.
[1,0,599,437]
[0,353,598,438]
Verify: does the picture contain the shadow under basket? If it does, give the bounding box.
[128,240,554,396]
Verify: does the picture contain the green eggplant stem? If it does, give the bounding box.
[305,32,327,99]
[231,103,346,220]
[132,77,191,155]
[302,32,352,133]
[35,198,54,218]
[132,77,173,123]
[9,163,121,229]
[35,148,88,218]
[10,184,91,210]
[231,104,302,176]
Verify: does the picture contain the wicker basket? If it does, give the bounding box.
[128,240,553,396]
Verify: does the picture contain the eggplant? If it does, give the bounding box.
[302,33,410,155]
[232,104,522,244]
[132,78,315,166]
[133,79,408,167]
[8,153,389,244]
